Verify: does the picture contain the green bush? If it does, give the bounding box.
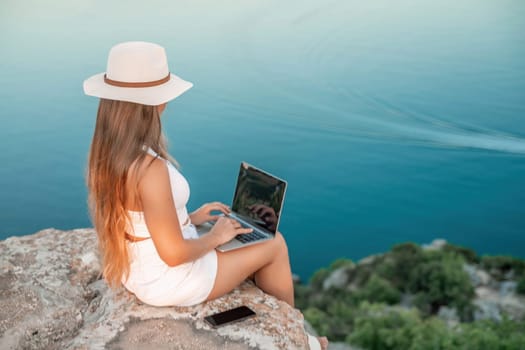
[325,300,356,339]
[329,258,354,271]
[303,305,354,340]
[347,302,420,350]
[355,274,401,305]
[517,277,525,296]
[457,318,525,349]
[481,255,525,280]
[409,251,474,319]
[303,307,332,337]
[347,303,525,350]
[351,263,376,287]
[443,243,479,264]
[387,243,425,290]
[301,290,356,341]
[408,317,455,350]
[294,283,312,310]
[309,267,330,289]
[303,287,350,311]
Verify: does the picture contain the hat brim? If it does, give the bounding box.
[83,72,193,106]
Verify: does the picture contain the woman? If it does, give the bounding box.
[84,41,327,349]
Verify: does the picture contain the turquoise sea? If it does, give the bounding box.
[1,0,524,279]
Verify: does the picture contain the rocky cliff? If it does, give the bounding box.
[0,228,310,350]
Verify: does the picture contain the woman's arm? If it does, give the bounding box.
[138,158,250,267]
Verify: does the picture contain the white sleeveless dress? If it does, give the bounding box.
[122,148,218,307]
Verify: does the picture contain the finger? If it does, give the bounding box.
[233,222,242,229]
[236,227,254,234]
[218,202,231,211]
[220,202,231,213]
[211,201,228,208]
[208,215,221,222]
[208,203,231,215]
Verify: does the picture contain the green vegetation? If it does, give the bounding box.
[481,255,525,280]
[518,277,525,295]
[295,242,525,349]
[356,274,401,305]
[442,243,479,264]
[348,303,525,350]
[408,251,474,319]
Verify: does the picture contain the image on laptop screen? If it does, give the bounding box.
[231,162,287,234]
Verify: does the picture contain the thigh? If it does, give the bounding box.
[206,233,284,301]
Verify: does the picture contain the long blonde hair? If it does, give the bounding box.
[87,98,172,288]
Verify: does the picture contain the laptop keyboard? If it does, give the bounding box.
[236,230,267,243]
[230,215,268,243]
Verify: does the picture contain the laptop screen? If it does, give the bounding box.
[231,162,287,235]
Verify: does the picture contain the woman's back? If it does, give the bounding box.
[125,147,191,238]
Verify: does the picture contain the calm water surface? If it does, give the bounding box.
[1,0,524,279]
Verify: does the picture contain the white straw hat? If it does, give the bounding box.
[83,41,193,106]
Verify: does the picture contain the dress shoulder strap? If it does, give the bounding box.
[141,145,175,170]
[142,145,161,159]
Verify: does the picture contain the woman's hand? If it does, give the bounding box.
[189,202,231,226]
[209,216,253,246]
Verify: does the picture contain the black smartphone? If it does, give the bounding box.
[204,306,256,328]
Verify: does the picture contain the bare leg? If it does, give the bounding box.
[206,232,294,307]
[318,337,329,350]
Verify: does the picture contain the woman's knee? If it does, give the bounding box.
[274,231,289,256]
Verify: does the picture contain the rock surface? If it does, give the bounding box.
[421,239,447,251]
[463,264,491,287]
[473,286,525,322]
[0,228,310,350]
[322,266,352,291]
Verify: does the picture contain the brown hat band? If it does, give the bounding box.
[103,73,171,88]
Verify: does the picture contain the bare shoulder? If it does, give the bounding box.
[125,155,170,211]
[136,155,177,219]
[136,156,170,192]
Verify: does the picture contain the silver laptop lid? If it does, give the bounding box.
[231,162,287,235]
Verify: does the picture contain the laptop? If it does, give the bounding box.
[197,161,287,252]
